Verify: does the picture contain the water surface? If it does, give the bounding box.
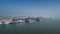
[0,20,60,34]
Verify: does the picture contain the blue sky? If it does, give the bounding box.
[0,0,60,18]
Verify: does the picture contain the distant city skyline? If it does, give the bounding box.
[0,0,60,18]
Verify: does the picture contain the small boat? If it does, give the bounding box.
[2,21,6,25]
[25,19,30,23]
[9,21,17,24]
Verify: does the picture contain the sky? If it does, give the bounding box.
[0,0,60,18]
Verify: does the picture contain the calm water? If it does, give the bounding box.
[0,20,60,34]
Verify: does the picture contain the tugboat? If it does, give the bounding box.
[2,21,5,25]
[1,21,6,28]
[9,19,17,24]
[25,19,30,23]
[9,22,14,24]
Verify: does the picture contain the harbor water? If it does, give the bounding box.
[0,19,60,34]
